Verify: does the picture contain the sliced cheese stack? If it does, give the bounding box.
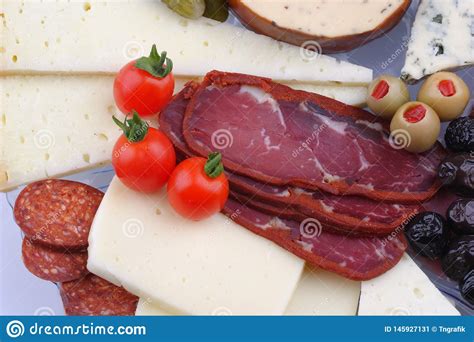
[284,266,360,315]
[0,75,121,191]
[359,254,460,316]
[0,0,374,191]
[0,75,190,191]
[88,178,305,315]
[136,266,361,316]
[1,0,372,85]
[0,74,368,192]
[401,0,474,82]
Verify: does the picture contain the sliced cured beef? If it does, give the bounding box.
[159,82,199,157]
[22,238,88,282]
[229,173,419,236]
[60,274,138,316]
[159,84,419,236]
[223,198,407,280]
[182,71,446,203]
[14,179,104,249]
[229,188,410,235]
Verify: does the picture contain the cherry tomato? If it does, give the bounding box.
[114,44,174,117]
[167,153,229,221]
[112,112,176,193]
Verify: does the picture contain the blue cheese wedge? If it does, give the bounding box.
[401,0,474,83]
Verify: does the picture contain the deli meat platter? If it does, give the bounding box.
[1,0,473,316]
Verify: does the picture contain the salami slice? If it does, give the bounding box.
[21,238,88,282]
[14,179,104,249]
[60,274,138,316]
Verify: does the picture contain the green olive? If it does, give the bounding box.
[417,72,470,122]
[390,101,440,153]
[162,0,206,19]
[367,75,410,119]
[203,0,228,22]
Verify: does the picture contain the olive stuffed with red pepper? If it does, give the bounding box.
[417,72,470,122]
[390,102,440,153]
[367,75,410,119]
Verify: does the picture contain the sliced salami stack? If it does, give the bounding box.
[14,179,103,282]
[14,179,138,315]
[159,71,448,280]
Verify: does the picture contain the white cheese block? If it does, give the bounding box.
[0,75,121,192]
[0,75,366,192]
[0,0,372,85]
[290,84,368,107]
[135,265,361,316]
[401,0,474,82]
[359,254,460,315]
[284,266,360,315]
[88,177,304,315]
[0,75,191,192]
[136,299,171,316]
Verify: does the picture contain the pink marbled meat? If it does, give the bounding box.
[183,71,446,203]
[223,199,407,280]
[160,83,419,236]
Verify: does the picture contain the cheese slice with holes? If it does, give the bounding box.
[0,75,366,192]
[359,254,460,315]
[88,177,304,315]
[0,0,372,85]
[135,265,361,316]
[0,75,122,192]
[0,75,192,191]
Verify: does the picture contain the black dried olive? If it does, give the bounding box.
[438,153,474,197]
[445,117,474,152]
[442,236,474,281]
[447,199,474,235]
[405,212,449,259]
[460,269,474,305]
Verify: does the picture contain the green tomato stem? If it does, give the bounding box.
[135,44,173,78]
[112,111,149,143]
[204,152,225,178]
